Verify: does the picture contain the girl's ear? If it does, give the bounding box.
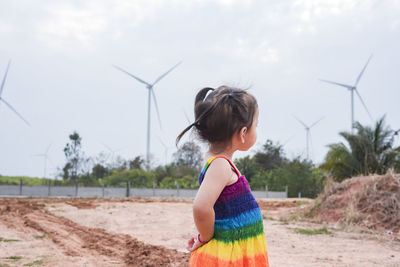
[239,127,248,143]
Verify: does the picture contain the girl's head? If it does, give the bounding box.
[177,86,258,151]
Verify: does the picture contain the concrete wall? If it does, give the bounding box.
[0,185,288,198]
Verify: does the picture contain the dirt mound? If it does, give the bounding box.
[0,198,190,266]
[125,239,189,266]
[311,172,400,233]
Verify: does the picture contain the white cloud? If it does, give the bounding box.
[288,0,374,34]
[293,0,361,20]
[111,0,165,26]
[35,0,167,50]
[37,3,107,50]
[0,21,13,33]
[194,0,250,7]
[213,38,279,64]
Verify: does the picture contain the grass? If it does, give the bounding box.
[23,259,43,266]
[304,200,321,218]
[4,256,23,261]
[0,264,10,267]
[0,238,19,242]
[279,217,288,223]
[279,214,300,223]
[33,234,47,239]
[293,226,332,235]
[262,215,276,221]
[296,200,310,207]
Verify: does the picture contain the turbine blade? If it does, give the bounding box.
[101,143,113,152]
[0,98,30,126]
[152,61,182,86]
[47,157,56,168]
[45,144,52,155]
[355,54,373,87]
[32,154,45,157]
[319,79,353,90]
[282,134,295,147]
[355,89,373,122]
[158,136,167,148]
[0,60,11,97]
[292,115,308,129]
[151,89,162,129]
[113,65,151,86]
[183,109,191,124]
[309,116,325,128]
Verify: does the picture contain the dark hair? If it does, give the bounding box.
[176,85,258,147]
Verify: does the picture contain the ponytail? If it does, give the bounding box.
[176,87,217,146]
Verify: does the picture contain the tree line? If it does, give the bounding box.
[3,116,397,198]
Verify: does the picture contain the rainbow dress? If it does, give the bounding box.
[189,155,269,267]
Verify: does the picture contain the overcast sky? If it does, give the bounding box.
[1,0,400,178]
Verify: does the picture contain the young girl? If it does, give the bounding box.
[176,86,269,266]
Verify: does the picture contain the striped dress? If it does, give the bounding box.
[189,155,269,267]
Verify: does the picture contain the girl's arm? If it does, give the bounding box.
[192,158,235,242]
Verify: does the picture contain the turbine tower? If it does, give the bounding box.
[320,54,373,131]
[0,60,30,126]
[293,116,324,160]
[158,137,171,165]
[113,61,181,168]
[32,144,52,178]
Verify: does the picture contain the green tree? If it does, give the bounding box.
[128,156,145,170]
[234,156,259,183]
[92,164,108,179]
[62,131,85,186]
[173,141,203,171]
[321,116,400,181]
[159,175,198,189]
[154,163,179,185]
[234,140,286,183]
[266,158,319,198]
[105,169,155,187]
[248,170,268,190]
[253,139,286,171]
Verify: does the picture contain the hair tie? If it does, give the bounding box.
[203,88,215,102]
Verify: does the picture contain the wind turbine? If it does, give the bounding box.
[320,54,373,131]
[158,137,172,165]
[32,144,52,178]
[293,115,324,160]
[183,109,191,124]
[282,134,296,147]
[101,143,125,166]
[113,61,182,168]
[0,60,30,126]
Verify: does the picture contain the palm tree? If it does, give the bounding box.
[322,116,400,181]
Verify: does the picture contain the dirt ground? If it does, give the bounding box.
[0,197,399,267]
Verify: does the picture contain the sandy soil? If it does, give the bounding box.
[0,197,399,267]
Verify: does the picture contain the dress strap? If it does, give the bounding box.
[199,155,241,184]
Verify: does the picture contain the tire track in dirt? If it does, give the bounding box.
[0,199,190,266]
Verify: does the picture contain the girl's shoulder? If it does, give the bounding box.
[201,155,240,186]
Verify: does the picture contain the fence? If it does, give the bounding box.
[0,180,288,198]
